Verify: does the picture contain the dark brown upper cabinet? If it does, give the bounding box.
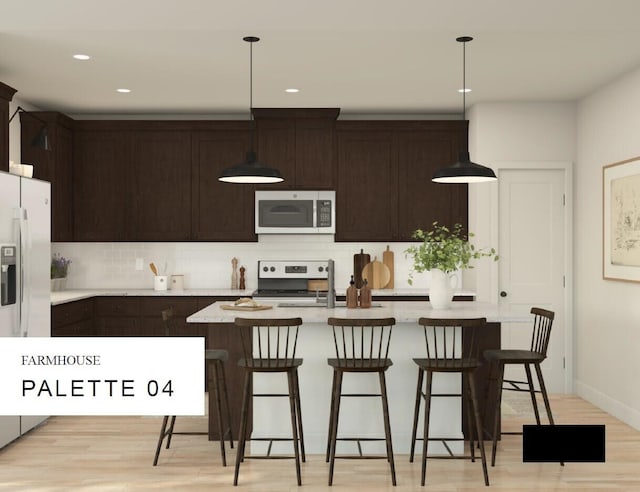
[254,108,339,190]
[335,121,468,242]
[130,130,192,241]
[20,112,74,241]
[1,82,17,173]
[191,125,256,241]
[73,127,132,241]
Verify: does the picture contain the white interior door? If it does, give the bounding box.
[498,168,566,393]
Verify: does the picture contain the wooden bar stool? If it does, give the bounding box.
[326,317,397,486]
[233,317,305,486]
[409,317,489,487]
[483,307,562,466]
[153,307,233,466]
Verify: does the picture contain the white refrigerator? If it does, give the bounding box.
[0,170,51,449]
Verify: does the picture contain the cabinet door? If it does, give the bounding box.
[192,130,256,241]
[20,113,74,241]
[295,119,334,189]
[336,130,397,241]
[130,131,192,240]
[255,118,295,189]
[397,131,468,239]
[73,130,131,240]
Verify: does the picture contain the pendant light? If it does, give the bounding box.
[432,36,496,184]
[218,36,284,184]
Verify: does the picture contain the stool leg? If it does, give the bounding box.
[409,367,424,463]
[287,370,302,486]
[210,361,227,466]
[153,415,169,466]
[326,369,338,463]
[421,371,433,486]
[379,371,397,486]
[328,370,344,486]
[524,363,541,425]
[534,362,564,466]
[467,372,490,486]
[219,361,234,449]
[490,363,505,467]
[233,370,252,486]
[466,381,476,462]
[293,369,306,462]
[166,416,177,449]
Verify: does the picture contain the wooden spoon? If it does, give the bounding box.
[149,262,158,276]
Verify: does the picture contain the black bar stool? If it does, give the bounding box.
[233,317,305,486]
[409,317,489,487]
[326,317,397,486]
[483,307,562,466]
[153,307,233,466]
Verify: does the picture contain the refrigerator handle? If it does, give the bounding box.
[18,207,31,337]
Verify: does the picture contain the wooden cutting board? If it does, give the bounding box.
[361,257,391,289]
[382,245,394,289]
[220,304,273,311]
[353,249,370,289]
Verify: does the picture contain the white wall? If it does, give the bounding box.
[574,66,640,429]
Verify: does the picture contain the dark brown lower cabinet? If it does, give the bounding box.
[51,296,248,440]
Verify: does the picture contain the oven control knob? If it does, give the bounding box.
[263,266,268,272]
[318,266,324,272]
[270,266,276,272]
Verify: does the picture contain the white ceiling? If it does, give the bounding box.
[2,0,640,116]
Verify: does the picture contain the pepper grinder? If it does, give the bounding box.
[359,278,372,308]
[239,266,246,290]
[231,257,239,289]
[346,275,358,309]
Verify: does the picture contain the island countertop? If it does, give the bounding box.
[187,300,532,324]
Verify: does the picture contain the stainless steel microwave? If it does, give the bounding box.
[255,190,336,234]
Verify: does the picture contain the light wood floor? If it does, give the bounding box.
[0,395,638,491]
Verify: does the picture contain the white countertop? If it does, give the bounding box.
[50,289,255,306]
[51,288,475,306]
[187,300,532,324]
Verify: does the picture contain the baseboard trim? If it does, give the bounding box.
[575,380,640,431]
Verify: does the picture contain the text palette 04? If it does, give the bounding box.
[0,337,204,416]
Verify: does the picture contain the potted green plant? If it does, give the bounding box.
[51,254,71,291]
[405,222,498,308]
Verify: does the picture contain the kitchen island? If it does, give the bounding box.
[188,301,532,455]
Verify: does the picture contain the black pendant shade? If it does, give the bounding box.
[432,36,496,184]
[218,36,284,184]
[219,150,284,184]
[432,151,497,183]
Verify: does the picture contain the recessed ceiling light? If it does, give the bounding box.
[285,88,299,93]
[73,54,91,60]
[116,88,131,93]
[458,88,472,93]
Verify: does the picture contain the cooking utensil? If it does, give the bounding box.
[220,304,273,311]
[361,257,391,289]
[353,249,370,289]
[149,262,158,276]
[382,245,394,289]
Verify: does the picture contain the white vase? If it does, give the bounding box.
[428,268,457,309]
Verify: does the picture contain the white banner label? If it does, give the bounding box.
[0,337,204,416]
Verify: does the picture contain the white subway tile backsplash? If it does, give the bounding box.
[52,239,456,291]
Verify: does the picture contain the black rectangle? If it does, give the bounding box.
[523,425,605,462]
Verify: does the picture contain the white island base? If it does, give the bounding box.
[187,301,532,456]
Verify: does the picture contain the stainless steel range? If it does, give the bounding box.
[253,260,335,307]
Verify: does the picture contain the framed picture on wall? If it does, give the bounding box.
[603,156,640,282]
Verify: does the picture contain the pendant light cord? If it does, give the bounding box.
[249,38,254,153]
[462,39,466,121]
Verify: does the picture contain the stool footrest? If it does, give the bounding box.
[340,393,381,397]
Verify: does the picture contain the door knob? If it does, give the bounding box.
[500,291,507,297]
